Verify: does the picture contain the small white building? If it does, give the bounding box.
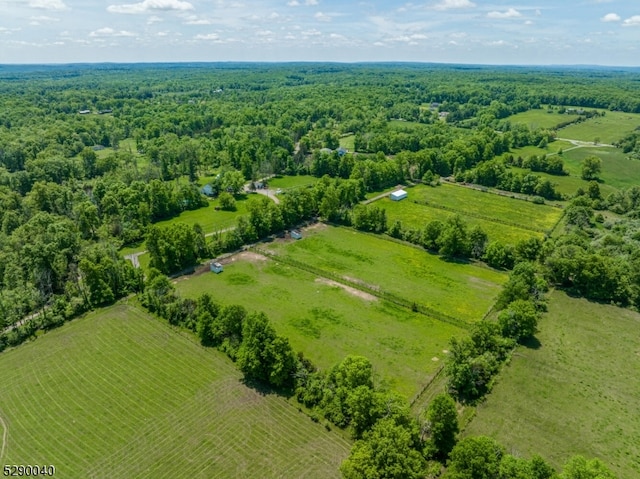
[390,189,408,201]
[291,230,302,240]
[210,262,224,274]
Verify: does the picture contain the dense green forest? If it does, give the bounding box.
[1,63,639,478]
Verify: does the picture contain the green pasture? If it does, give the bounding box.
[403,184,562,233]
[557,110,640,144]
[465,291,640,478]
[155,194,256,234]
[262,225,507,325]
[506,109,574,130]
[119,195,256,256]
[562,146,640,191]
[339,134,355,151]
[0,305,350,478]
[378,197,541,245]
[268,175,317,190]
[510,140,573,159]
[176,255,463,398]
[506,166,611,199]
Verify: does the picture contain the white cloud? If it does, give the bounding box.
[433,0,475,11]
[524,20,533,25]
[183,15,214,25]
[28,0,68,11]
[107,0,194,14]
[623,15,640,26]
[601,13,620,22]
[0,27,21,35]
[90,27,136,37]
[306,0,318,5]
[314,11,331,22]
[29,15,60,25]
[287,0,300,5]
[487,8,521,19]
[147,15,163,24]
[195,33,219,40]
[287,0,317,5]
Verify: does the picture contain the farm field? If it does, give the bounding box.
[506,109,577,130]
[379,198,540,245]
[510,139,573,159]
[268,175,317,190]
[464,291,640,478]
[557,110,640,144]
[562,146,640,191]
[176,251,464,398]
[401,184,562,233]
[261,225,507,324]
[0,305,351,478]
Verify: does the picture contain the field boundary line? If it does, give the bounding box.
[0,414,7,462]
[409,365,445,408]
[252,247,471,330]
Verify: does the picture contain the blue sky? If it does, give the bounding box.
[0,0,638,65]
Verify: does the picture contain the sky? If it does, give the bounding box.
[0,0,639,66]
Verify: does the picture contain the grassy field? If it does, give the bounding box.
[268,175,317,190]
[403,184,562,232]
[558,111,640,144]
[562,146,640,191]
[506,109,576,130]
[510,140,573,159]
[339,134,355,151]
[176,251,464,398]
[464,291,640,478]
[379,198,541,245]
[262,225,507,324]
[374,183,560,244]
[0,304,350,478]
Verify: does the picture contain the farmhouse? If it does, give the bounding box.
[390,189,408,201]
[210,262,223,274]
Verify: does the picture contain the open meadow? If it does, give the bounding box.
[374,183,560,244]
[0,305,351,478]
[506,109,576,130]
[176,249,465,399]
[557,110,640,144]
[464,291,640,478]
[261,225,507,324]
[562,146,640,191]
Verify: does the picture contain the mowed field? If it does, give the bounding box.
[562,146,640,191]
[506,109,577,130]
[464,291,640,478]
[262,225,507,324]
[375,183,562,244]
[558,110,640,144]
[0,305,351,478]
[176,249,465,398]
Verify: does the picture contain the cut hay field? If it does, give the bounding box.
[262,225,507,325]
[562,146,640,191]
[0,305,350,478]
[510,139,573,159]
[464,291,640,478]
[176,251,464,398]
[339,134,355,151]
[558,111,640,144]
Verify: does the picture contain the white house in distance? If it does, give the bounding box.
[390,189,408,201]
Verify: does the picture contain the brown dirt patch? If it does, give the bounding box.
[220,251,268,265]
[303,222,327,232]
[315,278,377,302]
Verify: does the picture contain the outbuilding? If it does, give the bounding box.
[390,189,408,201]
[291,230,302,240]
[210,262,224,274]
